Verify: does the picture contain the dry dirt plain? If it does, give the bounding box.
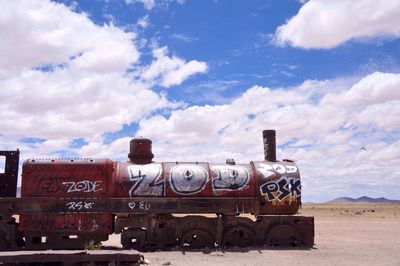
[103,203,400,266]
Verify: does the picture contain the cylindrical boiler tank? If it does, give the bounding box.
[114,130,301,215]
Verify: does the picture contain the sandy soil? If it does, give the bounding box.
[102,203,400,266]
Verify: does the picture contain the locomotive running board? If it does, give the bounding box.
[0,197,261,215]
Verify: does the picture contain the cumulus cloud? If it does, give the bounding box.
[79,137,132,159]
[140,47,207,87]
[0,0,204,149]
[275,0,400,49]
[0,0,139,77]
[0,69,177,139]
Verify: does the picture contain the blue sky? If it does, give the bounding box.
[60,0,400,98]
[0,0,399,202]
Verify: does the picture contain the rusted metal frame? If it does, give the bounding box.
[0,150,19,198]
[0,197,258,215]
[260,215,315,247]
[0,251,144,264]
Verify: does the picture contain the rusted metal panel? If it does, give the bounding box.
[23,231,109,250]
[21,158,114,197]
[262,215,314,247]
[19,159,114,235]
[0,250,144,264]
[19,213,113,234]
[0,150,19,198]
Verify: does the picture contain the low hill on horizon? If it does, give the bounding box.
[326,196,400,204]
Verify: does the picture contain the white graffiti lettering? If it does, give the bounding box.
[128,164,163,197]
[66,201,94,210]
[63,180,103,193]
[260,176,301,201]
[285,165,298,174]
[256,163,298,177]
[272,164,286,174]
[257,163,275,178]
[211,165,249,190]
[169,165,208,195]
[128,201,151,210]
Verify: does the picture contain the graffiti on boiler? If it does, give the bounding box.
[128,164,164,197]
[260,176,301,201]
[169,165,209,195]
[211,165,249,190]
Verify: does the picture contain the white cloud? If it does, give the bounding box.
[342,72,400,105]
[0,68,178,139]
[0,0,203,145]
[125,0,185,10]
[350,102,400,130]
[137,15,150,29]
[319,72,400,131]
[322,72,400,106]
[141,47,207,87]
[275,0,400,49]
[126,0,155,10]
[0,0,139,77]
[170,33,198,43]
[79,137,132,158]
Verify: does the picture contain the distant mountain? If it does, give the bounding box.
[326,196,400,204]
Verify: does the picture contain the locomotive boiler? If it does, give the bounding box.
[0,130,314,250]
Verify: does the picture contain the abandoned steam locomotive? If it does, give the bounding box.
[0,130,314,250]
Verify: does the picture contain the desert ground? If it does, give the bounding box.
[102,203,400,266]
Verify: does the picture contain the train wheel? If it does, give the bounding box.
[222,225,256,248]
[265,224,300,247]
[179,228,215,249]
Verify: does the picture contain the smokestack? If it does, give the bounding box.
[263,130,276,162]
[128,137,154,164]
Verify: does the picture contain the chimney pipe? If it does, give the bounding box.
[263,130,276,162]
[128,137,154,164]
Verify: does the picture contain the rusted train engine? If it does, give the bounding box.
[0,130,314,250]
